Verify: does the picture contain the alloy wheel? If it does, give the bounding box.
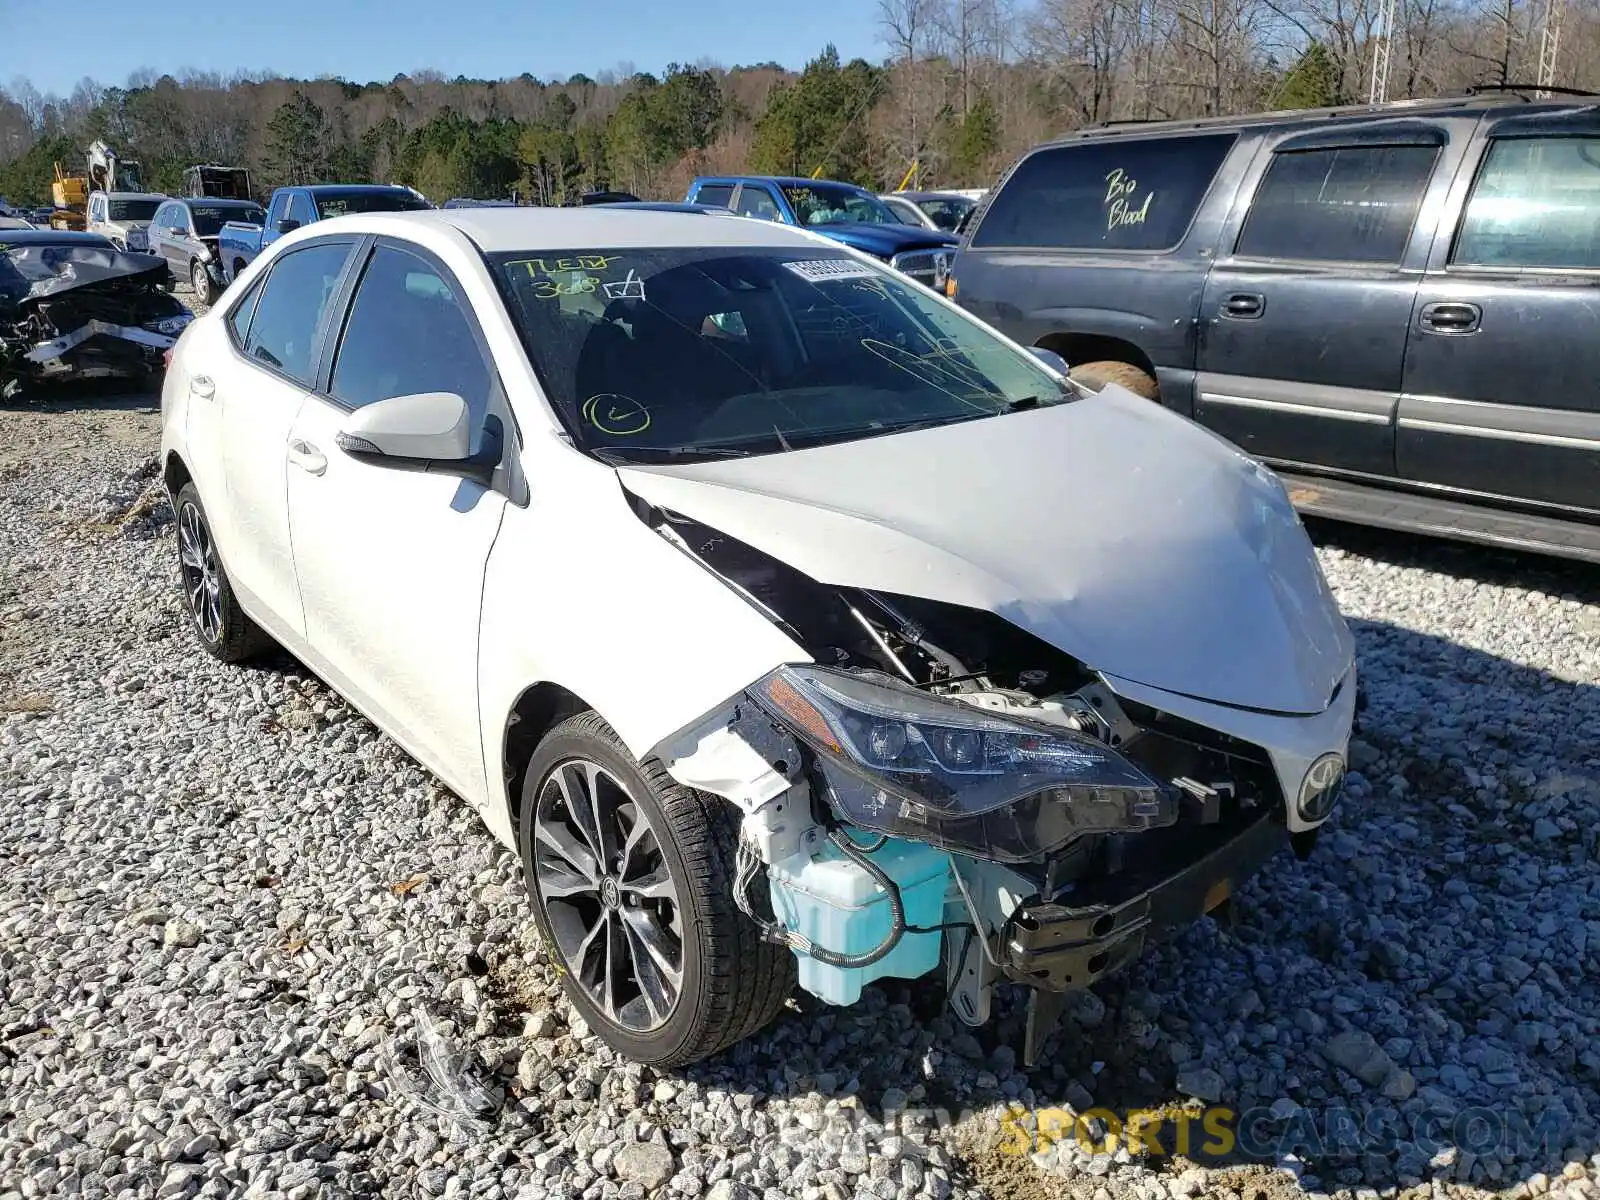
[177,502,222,643]
[531,758,686,1032]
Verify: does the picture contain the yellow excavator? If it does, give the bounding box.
[49,141,144,231]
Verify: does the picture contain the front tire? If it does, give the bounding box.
[1070,359,1159,400]
[190,259,214,306]
[173,482,272,663]
[518,711,795,1067]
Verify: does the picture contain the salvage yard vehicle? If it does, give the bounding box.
[686,176,960,291]
[1,230,192,398]
[158,208,1355,1068]
[218,184,432,284]
[949,87,1600,563]
[879,190,979,234]
[85,189,166,252]
[148,197,266,304]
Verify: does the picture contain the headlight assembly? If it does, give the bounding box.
[748,666,1177,862]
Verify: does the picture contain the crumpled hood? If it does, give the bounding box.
[0,243,169,307]
[617,386,1355,716]
[812,222,960,258]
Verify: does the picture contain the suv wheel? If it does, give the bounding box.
[190,259,214,306]
[518,711,795,1067]
[1070,360,1159,401]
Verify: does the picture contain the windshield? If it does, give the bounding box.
[488,246,1070,462]
[781,183,899,227]
[109,199,161,222]
[192,204,263,235]
[917,196,975,232]
[314,191,431,218]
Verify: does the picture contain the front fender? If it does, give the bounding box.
[476,446,809,847]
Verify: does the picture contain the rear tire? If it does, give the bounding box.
[1069,360,1159,400]
[173,482,273,664]
[518,711,795,1067]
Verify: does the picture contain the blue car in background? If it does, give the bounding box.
[217,184,431,284]
[684,175,960,289]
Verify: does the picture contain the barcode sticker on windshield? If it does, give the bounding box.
[782,258,878,282]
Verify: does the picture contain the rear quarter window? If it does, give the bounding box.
[969,132,1236,251]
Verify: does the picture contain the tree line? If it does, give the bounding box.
[5,0,1600,208]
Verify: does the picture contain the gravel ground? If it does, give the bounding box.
[1,373,1597,1200]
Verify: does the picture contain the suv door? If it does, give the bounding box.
[206,237,359,641]
[283,238,512,802]
[1196,121,1465,476]
[1398,114,1600,516]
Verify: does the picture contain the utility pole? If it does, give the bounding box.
[1534,0,1564,96]
[1367,0,1398,104]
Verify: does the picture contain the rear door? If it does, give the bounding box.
[953,131,1241,417]
[1398,112,1600,516]
[1196,119,1467,476]
[205,237,360,641]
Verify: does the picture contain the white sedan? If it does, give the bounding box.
[160,208,1356,1067]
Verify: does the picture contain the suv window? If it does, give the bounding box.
[695,184,735,208]
[287,192,317,226]
[734,186,780,220]
[1452,136,1600,269]
[1236,145,1438,263]
[968,133,1235,251]
[330,244,492,421]
[242,242,352,384]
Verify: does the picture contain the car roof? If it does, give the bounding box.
[701,175,867,190]
[343,207,844,252]
[302,183,418,194]
[596,201,737,215]
[0,229,116,246]
[893,191,974,202]
[1034,92,1600,147]
[179,196,260,206]
[97,192,167,202]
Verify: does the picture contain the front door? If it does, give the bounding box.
[285,239,510,803]
[205,238,358,642]
[1196,131,1454,477]
[1398,122,1600,516]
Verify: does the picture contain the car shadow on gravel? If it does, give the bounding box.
[0,379,161,414]
[628,615,1600,1200]
[1304,517,1600,606]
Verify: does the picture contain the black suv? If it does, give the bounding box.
[950,90,1600,564]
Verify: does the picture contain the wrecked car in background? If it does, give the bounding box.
[159,208,1355,1069]
[0,230,191,398]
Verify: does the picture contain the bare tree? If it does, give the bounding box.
[880,0,938,182]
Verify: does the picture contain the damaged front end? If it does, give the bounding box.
[0,239,191,398]
[646,501,1353,1064]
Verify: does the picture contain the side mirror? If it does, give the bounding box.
[1028,346,1070,376]
[275,218,300,234]
[334,392,503,487]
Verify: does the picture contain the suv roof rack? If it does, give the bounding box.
[1079,87,1598,139]
[1463,82,1600,98]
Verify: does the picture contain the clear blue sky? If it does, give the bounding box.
[3,0,886,98]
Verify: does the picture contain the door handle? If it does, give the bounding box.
[1419,301,1482,334]
[287,439,327,476]
[1220,292,1265,319]
[189,375,214,400]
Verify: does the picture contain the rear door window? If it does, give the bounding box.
[695,184,736,208]
[240,241,354,385]
[1236,145,1439,263]
[1451,136,1600,269]
[734,186,780,220]
[968,133,1236,251]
